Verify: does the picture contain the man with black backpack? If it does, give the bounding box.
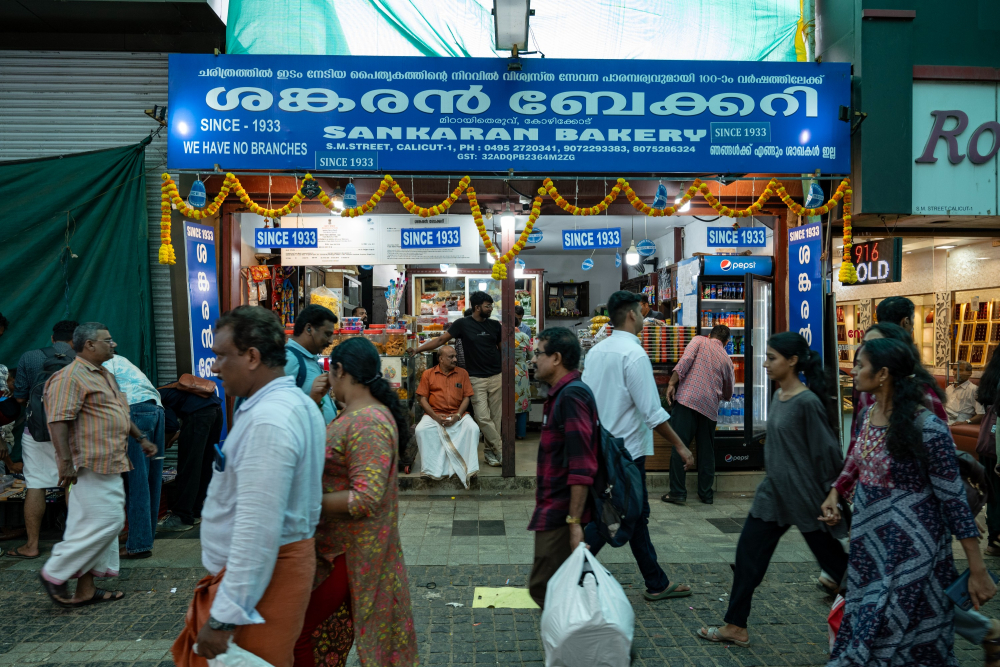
[527,327,599,608]
[284,304,338,424]
[5,319,77,560]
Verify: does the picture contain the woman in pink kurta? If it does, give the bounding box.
[294,338,418,667]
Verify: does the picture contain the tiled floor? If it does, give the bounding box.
[2,491,996,666]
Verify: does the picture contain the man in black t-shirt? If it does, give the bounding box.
[416,291,504,466]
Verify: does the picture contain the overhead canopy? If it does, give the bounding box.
[227,0,811,61]
[0,141,157,380]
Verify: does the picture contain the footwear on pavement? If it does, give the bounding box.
[157,514,195,532]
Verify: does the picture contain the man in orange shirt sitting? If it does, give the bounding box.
[415,345,480,487]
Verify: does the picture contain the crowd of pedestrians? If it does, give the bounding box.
[3,290,999,666]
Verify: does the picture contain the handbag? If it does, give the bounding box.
[160,373,217,398]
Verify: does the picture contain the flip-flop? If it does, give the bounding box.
[66,588,125,608]
[644,583,692,600]
[660,494,686,506]
[5,547,39,560]
[38,572,72,608]
[698,626,750,648]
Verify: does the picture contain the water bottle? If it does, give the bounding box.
[722,400,732,425]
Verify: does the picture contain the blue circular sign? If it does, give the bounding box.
[188,180,207,209]
[515,258,526,269]
[527,231,543,244]
[637,239,656,257]
[360,265,373,270]
[582,258,594,271]
[615,252,622,267]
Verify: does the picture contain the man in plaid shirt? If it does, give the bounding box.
[663,324,734,506]
[527,327,599,608]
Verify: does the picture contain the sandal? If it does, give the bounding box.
[66,588,125,608]
[644,583,692,600]
[38,573,72,608]
[985,636,1000,667]
[698,626,751,648]
[5,547,39,560]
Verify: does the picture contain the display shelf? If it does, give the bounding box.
[716,425,743,431]
[702,326,744,330]
[729,354,744,357]
[702,299,744,305]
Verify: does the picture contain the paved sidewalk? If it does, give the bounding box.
[1,493,996,666]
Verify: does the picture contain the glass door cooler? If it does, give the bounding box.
[692,255,774,470]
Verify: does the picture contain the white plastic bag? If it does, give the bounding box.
[540,544,634,667]
[194,639,275,667]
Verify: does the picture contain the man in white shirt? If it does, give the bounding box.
[172,307,325,667]
[946,361,984,425]
[582,290,695,601]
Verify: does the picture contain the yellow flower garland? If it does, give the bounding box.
[838,188,858,284]
[158,173,853,277]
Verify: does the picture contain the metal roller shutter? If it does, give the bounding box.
[0,50,177,384]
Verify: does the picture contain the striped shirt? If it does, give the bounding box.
[44,356,132,475]
[673,336,735,421]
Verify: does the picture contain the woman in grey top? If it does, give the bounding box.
[698,332,847,648]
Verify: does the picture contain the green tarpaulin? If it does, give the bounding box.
[227,0,810,62]
[0,140,157,381]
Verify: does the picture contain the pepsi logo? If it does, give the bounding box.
[720,259,732,270]
[724,454,733,462]
[724,454,750,463]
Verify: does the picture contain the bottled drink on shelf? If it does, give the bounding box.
[738,283,744,299]
[704,284,711,299]
[710,284,717,299]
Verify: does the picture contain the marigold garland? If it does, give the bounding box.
[838,187,858,284]
[158,173,853,273]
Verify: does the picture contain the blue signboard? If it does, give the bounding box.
[254,227,318,248]
[527,231,543,244]
[788,221,823,359]
[582,258,594,271]
[183,222,227,419]
[400,226,461,249]
[167,55,850,174]
[615,251,622,267]
[706,226,768,247]
[562,227,621,250]
[702,255,773,276]
[637,239,656,257]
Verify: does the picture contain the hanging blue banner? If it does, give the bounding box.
[254,227,319,248]
[183,222,228,431]
[788,221,823,360]
[562,227,621,250]
[400,227,461,249]
[706,226,768,247]
[167,54,850,174]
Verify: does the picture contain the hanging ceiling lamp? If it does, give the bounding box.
[625,240,640,266]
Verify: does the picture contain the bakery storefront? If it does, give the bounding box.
[163,53,850,481]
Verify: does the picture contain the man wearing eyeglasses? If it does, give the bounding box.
[38,323,158,607]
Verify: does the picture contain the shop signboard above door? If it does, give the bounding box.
[167,54,850,174]
[912,82,999,216]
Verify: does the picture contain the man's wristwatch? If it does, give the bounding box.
[208,616,237,632]
[566,515,581,525]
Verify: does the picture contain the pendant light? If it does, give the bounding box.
[625,240,640,266]
[625,215,640,265]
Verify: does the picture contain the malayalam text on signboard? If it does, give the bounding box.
[168,55,851,174]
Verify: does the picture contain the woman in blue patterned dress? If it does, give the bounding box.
[821,338,995,666]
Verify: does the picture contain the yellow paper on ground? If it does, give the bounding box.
[472,587,540,609]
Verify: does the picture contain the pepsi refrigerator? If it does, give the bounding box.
[676,255,774,470]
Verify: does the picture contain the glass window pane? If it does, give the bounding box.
[750,278,771,433]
